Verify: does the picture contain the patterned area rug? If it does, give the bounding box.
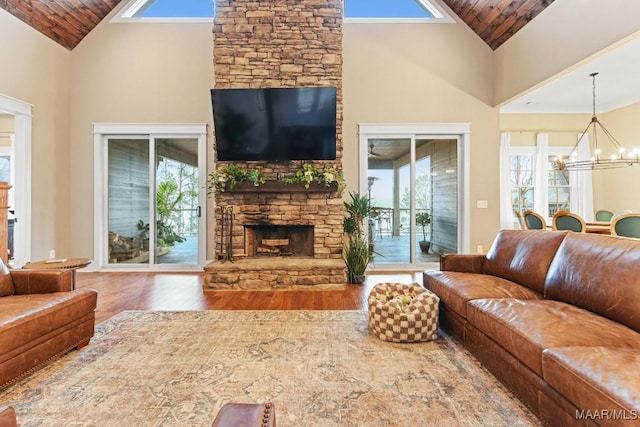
[1,311,542,426]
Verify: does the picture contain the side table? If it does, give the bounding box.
[22,258,92,290]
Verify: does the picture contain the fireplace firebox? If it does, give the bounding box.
[245,225,314,257]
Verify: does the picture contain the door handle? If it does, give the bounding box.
[197,206,201,217]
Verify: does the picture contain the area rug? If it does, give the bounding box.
[0,311,542,426]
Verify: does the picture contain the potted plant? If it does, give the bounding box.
[343,235,370,284]
[416,211,431,253]
[343,192,373,284]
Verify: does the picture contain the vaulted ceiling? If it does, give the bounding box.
[0,0,553,51]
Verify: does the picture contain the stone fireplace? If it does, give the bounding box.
[204,0,346,289]
[204,183,346,289]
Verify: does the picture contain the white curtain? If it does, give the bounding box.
[534,133,549,219]
[570,133,595,221]
[499,132,513,229]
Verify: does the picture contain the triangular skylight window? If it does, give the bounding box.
[117,0,214,20]
[115,0,451,22]
[345,0,442,19]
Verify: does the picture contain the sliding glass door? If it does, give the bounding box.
[367,138,443,266]
[107,137,151,265]
[361,127,461,269]
[154,138,200,265]
[98,125,206,269]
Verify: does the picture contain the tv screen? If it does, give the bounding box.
[211,87,337,161]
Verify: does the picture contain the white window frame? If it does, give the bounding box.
[509,146,536,217]
[112,0,214,23]
[358,123,470,259]
[112,0,454,24]
[344,0,454,23]
[93,123,208,271]
[506,145,576,221]
[547,147,573,217]
[0,93,31,268]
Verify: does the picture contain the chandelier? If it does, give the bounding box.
[554,72,640,171]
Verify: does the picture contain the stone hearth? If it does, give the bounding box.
[204,258,345,290]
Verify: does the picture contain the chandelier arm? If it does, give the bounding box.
[595,122,625,153]
[568,120,596,160]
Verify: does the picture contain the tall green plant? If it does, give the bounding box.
[343,192,373,283]
[343,191,371,238]
[343,235,370,282]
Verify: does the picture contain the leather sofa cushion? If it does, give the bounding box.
[0,289,97,362]
[483,230,567,294]
[543,347,640,425]
[424,271,541,319]
[545,233,640,333]
[0,261,14,297]
[467,299,640,377]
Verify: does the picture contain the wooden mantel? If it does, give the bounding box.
[223,181,339,193]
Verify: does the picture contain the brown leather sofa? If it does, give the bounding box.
[0,259,97,389]
[424,230,640,427]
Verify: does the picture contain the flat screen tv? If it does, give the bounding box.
[211,86,337,161]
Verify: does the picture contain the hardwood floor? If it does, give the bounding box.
[76,271,425,324]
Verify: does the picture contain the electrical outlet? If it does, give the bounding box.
[476,200,488,209]
[476,245,483,254]
[49,249,56,259]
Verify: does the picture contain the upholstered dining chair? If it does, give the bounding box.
[513,210,526,230]
[552,210,586,232]
[522,210,546,230]
[610,213,640,238]
[595,209,614,221]
[612,210,633,221]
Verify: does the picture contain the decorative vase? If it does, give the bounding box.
[419,241,430,254]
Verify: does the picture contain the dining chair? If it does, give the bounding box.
[552,210,586,232]
[513,211,526,230]
[522,210,546,230]
[612,210,633,221]
[610,213,640,238]
[595,209,614,221]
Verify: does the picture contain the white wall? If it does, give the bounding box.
[494,0,640,106]
[69,18,214,257]
[0,9,71,261]
[343,21,500,251]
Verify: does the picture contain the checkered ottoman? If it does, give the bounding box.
[368,282,439,343]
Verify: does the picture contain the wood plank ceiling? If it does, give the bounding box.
[0,0,553,51]
[441,0,555,50]
[0,0,122,50]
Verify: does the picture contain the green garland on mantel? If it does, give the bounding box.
[207,163,345,194]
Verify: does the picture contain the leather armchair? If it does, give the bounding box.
[0,406,17,427]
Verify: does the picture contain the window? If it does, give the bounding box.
[508,146,573,220]
[548,155,571,216]
[346,0,439,19]
[114,0,214,21]
[114,0,452,22]
[510,152,534,213]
